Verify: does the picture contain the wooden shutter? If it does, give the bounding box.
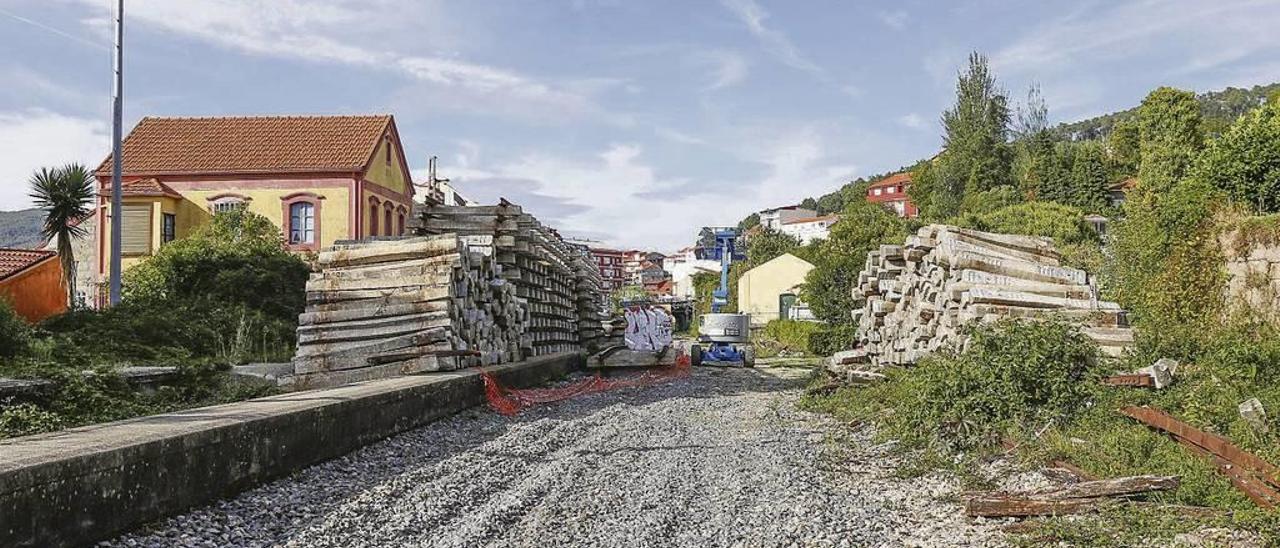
[120,204,153,255]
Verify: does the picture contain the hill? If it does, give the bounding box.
[0,208,47,248]
[1054,82,1280,140]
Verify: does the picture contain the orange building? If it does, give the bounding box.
[0,248,67,322]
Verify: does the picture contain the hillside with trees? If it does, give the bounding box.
[0,208,47,248]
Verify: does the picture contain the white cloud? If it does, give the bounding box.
[993,0,1280,76]
[720,0,824,77]
[691,50,750,90]
[877,10,909,31]
[69,0,609,121]
[897,113,928,130]
[0,110,110,210]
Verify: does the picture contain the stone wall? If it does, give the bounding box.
[1221,226,1280,323]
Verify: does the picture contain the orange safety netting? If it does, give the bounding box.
[482,353,692,416]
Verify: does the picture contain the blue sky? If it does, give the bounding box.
[2,0,1279,250]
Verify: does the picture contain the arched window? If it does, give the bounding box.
[368,197,381,237]
[207,193,251,214]
[384,203,394,236]
[397,206,407,236]
[280,192,323,251]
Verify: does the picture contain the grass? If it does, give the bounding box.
[800,319,1280,546]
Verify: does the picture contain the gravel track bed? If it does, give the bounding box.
[103,366,1005,548]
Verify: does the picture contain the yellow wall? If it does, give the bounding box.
[99,197,178,271]
[178,187,351,249]
[363,137,409,195]
[737,253,815,326]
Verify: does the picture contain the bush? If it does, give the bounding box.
[124,210,310,323]
[0,298,30,359]
[955,201,1099,246]
[802,200,910,325]
[807,323,857,356]
[863,320,1103,452]
[754,320,822,357]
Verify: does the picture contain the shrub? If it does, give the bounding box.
[879,320,1103,452]
[807,323,857,356]
[124,210,310,323]
[754,320,822,357]
[0,298,30,359]
[956,201,1099,246]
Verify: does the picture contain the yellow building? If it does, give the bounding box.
[737,253,815,326]
[93,115,415,300]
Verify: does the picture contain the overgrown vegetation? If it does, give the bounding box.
[752,319,823,358]
[0,210,303,439]
[800,53,1280,544]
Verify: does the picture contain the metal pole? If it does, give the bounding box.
[108,0,123,305]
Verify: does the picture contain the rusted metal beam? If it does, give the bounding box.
[1120,405,1280,508]
[1102,374,1154,387]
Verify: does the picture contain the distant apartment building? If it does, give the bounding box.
[779,214,839,244]
[758,205,817,230]
[865,172,917,218]
[622,250,667,284]
[589,247,626,291]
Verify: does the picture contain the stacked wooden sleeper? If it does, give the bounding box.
[831,225,1134,378]
[292,234,533,387]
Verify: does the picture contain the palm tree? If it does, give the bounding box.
[29,164,95,308]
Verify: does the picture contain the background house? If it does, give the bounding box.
[588,247,626,291]
[93,115,415,302]
[779,214,839,244]
[736,253,815,327]
[865,172,918,218]
[0,248,66,322]
[758,205,817,230]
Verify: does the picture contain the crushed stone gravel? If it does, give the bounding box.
[102,366,1007,548]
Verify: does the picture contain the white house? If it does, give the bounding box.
[667,259,721,299]
[780,214,839,244]
[758,205,817,231]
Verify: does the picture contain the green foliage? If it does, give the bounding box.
[956,201,1098,246]
[0,298,30,359]
[940,53,1013,197]
[124,210,310,322]
[744,228,800,268]
[801,200,909,326]
[1107,117,1141,179]
[1067,140,1111,212]
[959,185,1022,215]
[753,320,823,358]
[1138,87,1204,194]
[806,323,856,356]
[737,212,759,231]
[27,163,94,306]
[610,285,649,314]
[1194,100,1280,214]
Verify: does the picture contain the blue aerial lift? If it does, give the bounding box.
[690,229,754,367]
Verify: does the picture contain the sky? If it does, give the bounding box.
[2,0,1279,250]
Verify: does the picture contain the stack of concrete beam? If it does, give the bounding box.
[411,201,604,357]
[832,225,1133,374]
[569,246,606,352]
[291,234,529,387]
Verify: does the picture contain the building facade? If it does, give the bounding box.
[779,214,839,244]
[0,248,66,322]
[758,205,817,230]
[589,247,627,291]
[93,115,415,300]
[865,172,918,218]
[737,253,815,327]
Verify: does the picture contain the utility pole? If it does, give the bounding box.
[108,0,123,305]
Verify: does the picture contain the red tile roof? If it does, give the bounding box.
[0,248,57,281]
[94,115,394,177]
[99,178,182,198]
[869,172,912,189]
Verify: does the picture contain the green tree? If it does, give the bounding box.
[958,201,1097,246]
[1068,141,1110,212]
[938,52,1013,208]
[1107,117,1140,179]
[27,164,94,307]
[802,201,908,325]
[1138,87,1204,195]
[124,210,310,323]
[737,212,760,231]
[799,197,819,211]
[1194,101,1280,213]
[744,228,800,268]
